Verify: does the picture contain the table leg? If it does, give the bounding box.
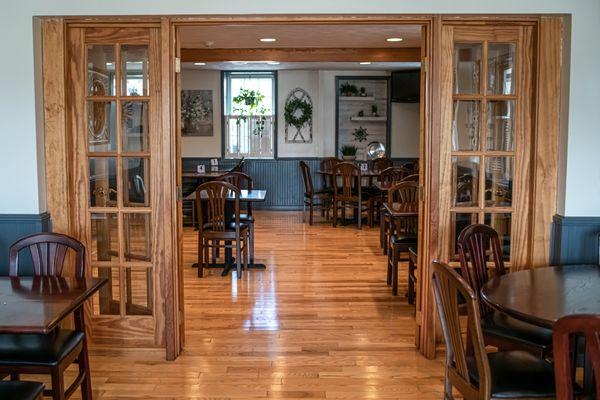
[74,306,92,400]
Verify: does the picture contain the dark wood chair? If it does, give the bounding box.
[370,157,393,173]
[553,314,600,400]
[386,181,418,295]
[196,181,249,279]
[299,161,331,225]
[408,246,418,305]
[332,162,373,229]
[320,157,340,192]
[232,157,246,173]
[0,381,45,400]
[1,233,92,400]
[431,260,556,400]
[218,172,255,264]
[379,168,415,251]
[457,224,553,358]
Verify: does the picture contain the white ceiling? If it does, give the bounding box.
[179,24,421,49]
[182,61,421,72]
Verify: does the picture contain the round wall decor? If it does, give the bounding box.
[284,88,313,143]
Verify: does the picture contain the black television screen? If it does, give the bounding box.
[391,70,420,103]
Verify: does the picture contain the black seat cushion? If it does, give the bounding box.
[202,221,249,231]
[0,381,45,400]
[467,350,556,398]
[0,329,84,367]
[390,235,418,246]
[482,311,553,352]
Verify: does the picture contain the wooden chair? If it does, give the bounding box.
[370,157,393,172]
[408,246,418,305]
[232,157,246,173]
[553,314,600,400]
[431,260,556,400]
[299,161,331,225]
[457,224,553,358]
[218,172,255,264]
[196,181,249,279]
[320,157,340,192]
[332,162,373,229]
[379,168,416,251]
[0,381,44,400]
[1,233,92,400]
[386,181,418,295]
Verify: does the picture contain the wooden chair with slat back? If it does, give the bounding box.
[196,181,249,279]
[370,157,393,173]
[431,261,557,400]
[379,166,411,185]
[553,314,600,400]
[320,157,340,192]
[458,224,553,357]
[299,161,331,225]
[386,181,419,295]
[379,169,416,252]
[232,157,245,173]
[2,232,92,400]
[332,162,373,229]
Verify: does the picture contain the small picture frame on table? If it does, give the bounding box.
[197,165,205,174]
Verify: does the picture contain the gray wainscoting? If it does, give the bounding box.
[182,157,416,211]
[551,215,600,265]
[0,213,51,275]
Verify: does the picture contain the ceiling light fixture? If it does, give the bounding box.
[260,38,277,42]
[359,62,372,65]
[193,62,206,66]
[386,37,404,42]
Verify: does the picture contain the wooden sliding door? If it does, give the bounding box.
[66,25,175,351]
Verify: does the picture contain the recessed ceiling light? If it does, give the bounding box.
[193,62,206,66]
[386,37,404,42]
[267,61,280,65]
[359,62,372,65]
[106,62,114,66]
[260,38,277,42]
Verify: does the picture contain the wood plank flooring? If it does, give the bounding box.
[31,211,446,399]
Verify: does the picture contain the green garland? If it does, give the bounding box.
[284,97,312,130]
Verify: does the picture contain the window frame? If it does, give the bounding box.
[221,70,278,159]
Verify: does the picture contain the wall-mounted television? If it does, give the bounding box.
[391,69,420,103]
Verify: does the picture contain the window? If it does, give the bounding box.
[223,71,276,159]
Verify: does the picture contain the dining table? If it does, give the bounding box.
[187,189,268,276]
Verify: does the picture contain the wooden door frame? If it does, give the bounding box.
[41,13,565,361]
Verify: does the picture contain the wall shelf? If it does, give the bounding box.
[350,116,387,122]
[339,96,375,101]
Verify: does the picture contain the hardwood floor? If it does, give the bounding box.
[31,211,446,399]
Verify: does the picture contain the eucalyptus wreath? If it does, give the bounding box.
[284,97,313,130]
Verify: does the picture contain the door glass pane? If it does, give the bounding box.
[453,43,482,94]
[90,213,119,261]
[89,157,117,207]
[124,213,152,262]
[487,43,516,95]
[485,213,512,260]
[87,45,116,96]
[122,101,149,152]
[88,101,116,152]
[125,267,153,316]
[93,267,120,315]
[485,157,513,207]
[452,156,480,207]
[123,158,150,207]
[486,100,515,151]
[121,45,149,96]
[452,213,479,257]
[452,100,480,151]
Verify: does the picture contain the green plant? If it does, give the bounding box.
[371,104,378,115]
[284,97,312,129]
[353,126,369,143]
[340,145,358,156]
[340,82,359,96]
[232,88,268,135]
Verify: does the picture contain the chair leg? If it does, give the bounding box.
[51,368,65,400]
[198,235,204,278]
[302,203,306,223]
[309,201,314,225]
[392,245,399,296]
[236,239,242,279]
[380,212,385,249]
[244,233,249,270]
[386,249,392,286]
[79,338,93,400]
[333,201,338,227]
[357,202,362,230]
[249,222,255,264]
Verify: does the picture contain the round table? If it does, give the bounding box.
[481,264,600,329]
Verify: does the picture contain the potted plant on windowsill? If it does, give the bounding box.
[233,88,268,135]
[340,145,358,161]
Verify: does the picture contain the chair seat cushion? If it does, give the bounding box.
[202,221,249,231]
[0,329,84,367]
[390,235,418,245]
[467,350,556,398]
[0,381,45,400]
[482,311,553,351]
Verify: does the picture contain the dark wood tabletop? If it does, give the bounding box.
[481,264,600,329]
[382,202,418,217]
[0,276,107,334]
[184,189,267,202]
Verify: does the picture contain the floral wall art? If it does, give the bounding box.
[181,89,213,137]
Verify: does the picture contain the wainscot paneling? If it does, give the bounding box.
[551,215,600,265]
[182,157,416,212]
[0,213,51,275]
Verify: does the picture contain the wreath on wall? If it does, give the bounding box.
[284,88,313,143]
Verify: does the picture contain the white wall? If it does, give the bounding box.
[180,69,222,157]
[2,1,599,217]
[390,102,420,158]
